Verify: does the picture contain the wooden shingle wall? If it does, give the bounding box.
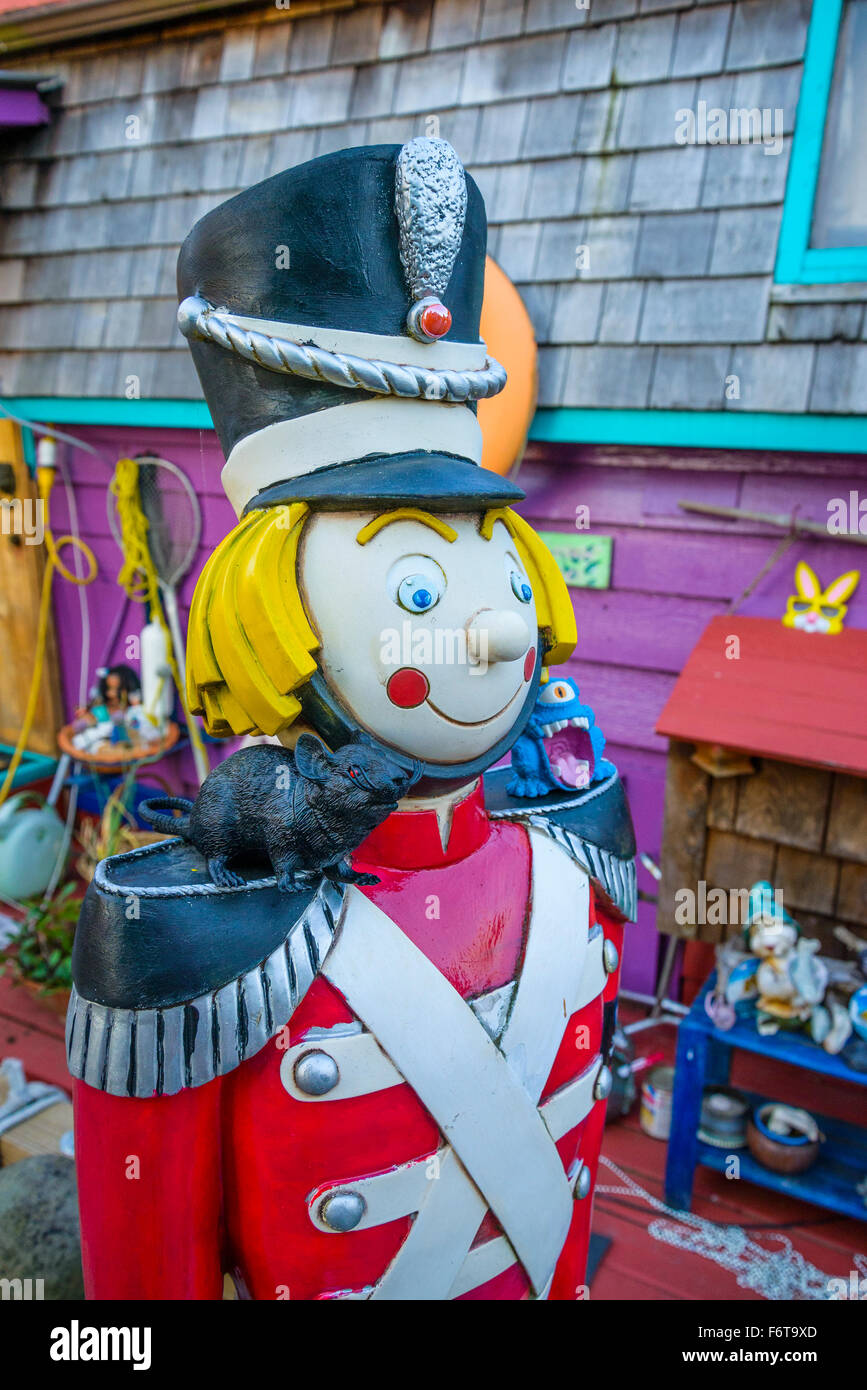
[513,442,867,987]
[1,0,863,413]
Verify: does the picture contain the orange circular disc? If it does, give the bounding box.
[478,256,538,478]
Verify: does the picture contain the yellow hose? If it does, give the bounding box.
[109,457,208,771]
[0,462,97,808]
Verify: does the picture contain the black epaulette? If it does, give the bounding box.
[483,767,637,922]
[67,837,344,1100]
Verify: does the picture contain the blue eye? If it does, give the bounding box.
[510,570,532,604]
[397,572,443,613]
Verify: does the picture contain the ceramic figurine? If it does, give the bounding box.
[70,719,115,754]
[782,561,860,633]
[70,664,144,753]
[108,711,132,746]
[125,692,164,743]
[67,140,636,1302]
[705,938,742,1029]
[738,881,842,1046]
[823,998,854,1055]
[508,673,615,798]
[849,984,867,1043]
[72,663,140,726]
[747,885,812,1029]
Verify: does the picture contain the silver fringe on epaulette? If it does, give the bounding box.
[527,817,637,923]
[66,879,346,1099]
[177,295,507,403]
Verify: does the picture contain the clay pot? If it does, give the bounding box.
[746,1103,820,1175]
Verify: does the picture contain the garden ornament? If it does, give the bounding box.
[67,140,636,1301]
[508,673,616,798]
[782,562,860,634]
[738,882,841,1048]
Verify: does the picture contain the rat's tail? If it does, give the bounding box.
[139,796,194,838]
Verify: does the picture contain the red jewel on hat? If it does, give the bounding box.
[406,295,453,343]
[419,301,452,339]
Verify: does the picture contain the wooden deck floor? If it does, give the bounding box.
[2,979,864,1301]
[0,975,69,1090]
[591,1006,867,1300]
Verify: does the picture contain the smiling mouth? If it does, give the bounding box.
[426,685,524,728]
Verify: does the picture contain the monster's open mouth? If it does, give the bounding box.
[541,715,595,789]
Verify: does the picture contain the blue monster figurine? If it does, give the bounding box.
[508,674,616,798]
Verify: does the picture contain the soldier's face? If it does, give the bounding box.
[299,510,537,765]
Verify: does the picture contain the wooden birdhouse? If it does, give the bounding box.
[654,616,867,959]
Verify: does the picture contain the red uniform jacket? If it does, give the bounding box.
[70,777,634,1300]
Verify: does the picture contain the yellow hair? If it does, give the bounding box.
[481,508,577,666]
[186,504,319,737]
[187,504,577,738]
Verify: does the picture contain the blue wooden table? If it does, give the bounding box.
[664,977,867,1222]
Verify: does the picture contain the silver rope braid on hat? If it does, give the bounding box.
[177,296,507,403]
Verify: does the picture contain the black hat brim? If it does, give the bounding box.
[242,451,525,515]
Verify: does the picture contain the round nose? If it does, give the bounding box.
[467,609,531,664]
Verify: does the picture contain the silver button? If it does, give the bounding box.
[574,1163,592,1200]
[593,1064,613,1101]
[603,939,619,974]
[319,1191,366,1232]
[293,1049,340,1096]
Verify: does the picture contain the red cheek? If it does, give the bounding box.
[524,646,537,682]
[386,667,430,708]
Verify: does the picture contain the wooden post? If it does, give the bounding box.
[657,740,711,939]
[0,419,64,756]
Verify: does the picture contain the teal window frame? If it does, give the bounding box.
[776,0,867,285]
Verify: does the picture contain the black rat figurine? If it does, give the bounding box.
[139,732,420,892]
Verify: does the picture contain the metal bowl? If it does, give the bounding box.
[698,1087,750,1148]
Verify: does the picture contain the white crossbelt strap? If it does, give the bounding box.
[321,828,590,1298]
[498,831,589,1096]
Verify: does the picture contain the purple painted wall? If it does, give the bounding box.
[48,427,231,799]
[47,428,867,995]
[518,444,867,994]
[0,88,51,128]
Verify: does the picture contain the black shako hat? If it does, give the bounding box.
[177,140,524,517]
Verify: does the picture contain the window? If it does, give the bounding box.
[776,0,867,284]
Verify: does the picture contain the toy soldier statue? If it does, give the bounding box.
[68,140,636,1301]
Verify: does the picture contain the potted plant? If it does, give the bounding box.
[0,880,79,1016]
[74,774,167,882]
